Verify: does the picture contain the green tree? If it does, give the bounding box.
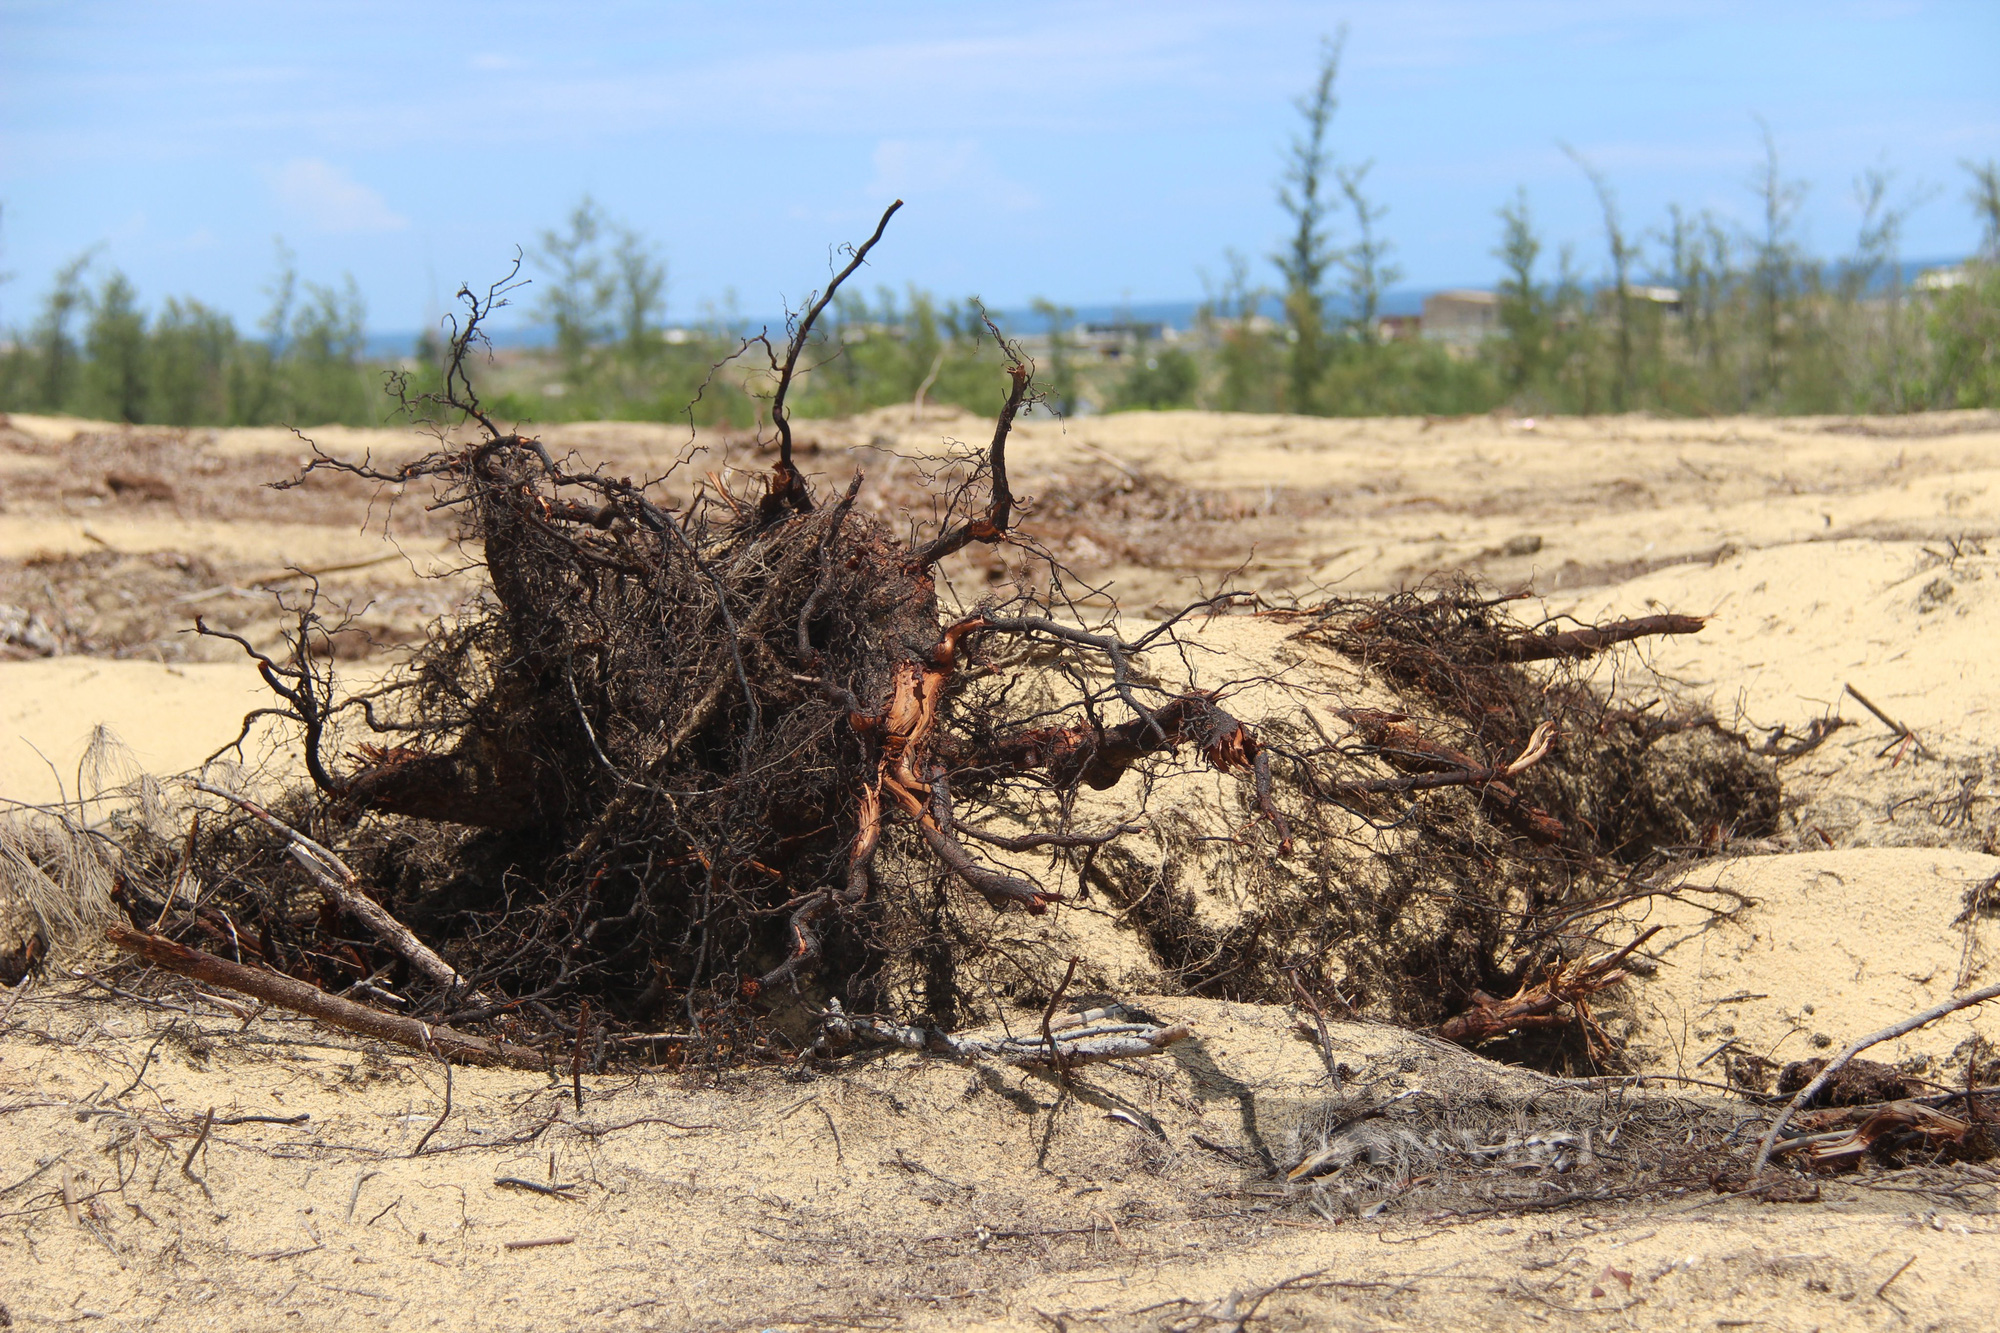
[282,277,371,425]
[1030,298,1078,415]
[1114,338,1198,411]
[1844,165,1932,411]
[1493,190,1548,396]
[535,197,618,404]
[1926,159,2000,408]
[82,270,149,422]
[1198,251,1279,413]
[150,296,238,426]
[1565,146,1637,410]
[29,250,97,412]
[1966,157,2000,260]
[1334,160,1399,342]
[611,225,667,368]
[228,242,296,425]
[1748,123,1809,402]
[1274,31,1344,413]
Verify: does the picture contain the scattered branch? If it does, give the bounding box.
[106,926,546,1071]
[1751,979,2000,1176]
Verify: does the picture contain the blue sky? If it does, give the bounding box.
[2,0,1995,335]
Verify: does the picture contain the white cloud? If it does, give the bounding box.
[270,158,408,234]
[867,139,1039,212]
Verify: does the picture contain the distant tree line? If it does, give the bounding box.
[0,236,378,428]
[2,49,1996,428]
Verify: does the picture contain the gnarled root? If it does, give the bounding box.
[1438,925,1662,1049]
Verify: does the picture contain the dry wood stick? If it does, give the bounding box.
[1843,683,1936,760]
[1042,956,1081,1083]
[410,1035,453,1156]
[188,781,486,1003]
[106,925,546,1071]
[1751,979,2000,1176]
[1493,613,1707,662]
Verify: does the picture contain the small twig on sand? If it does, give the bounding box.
[1844,683,1935,761]
[820,998,1190,1069]
[570,1000,590,1114]
[0,976,32,1031]
[181,1107,215,1200]
[495,1177,582,1200]
[345,1170,380,1223]
[1752,979,2000,1176]
[1042,957,1081,1083]
[410,1034,454,1156]
[502,1235,575,1250]
[1876,1254,1917,1309]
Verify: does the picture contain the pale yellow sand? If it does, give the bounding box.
[0,661,275,806]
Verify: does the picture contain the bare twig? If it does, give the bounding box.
[410,1034,454,1156]
[1493,614,1706,662]
[1751,979,2000,1175]
[821,998,1189,1069]
[1844,682,1935,760]
[1042,956,1082,1083]
[188,781,485,1004]
[915,327,1031,566]
[495,1177,582,1200]
[764,199,904,515]
[181,1107,215,1199]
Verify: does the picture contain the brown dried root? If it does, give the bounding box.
[1752,978,2000,1176]
[1773,1100,1973,1168]
[1437,925,1662,1050]
[1330,709,1563,843]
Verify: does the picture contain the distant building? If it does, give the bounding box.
[1421,289,1500,347]
[1376,314,1422,341]
[1080,319,1169,359]
[1629,285,1682,311]
[1915,266,1970,292]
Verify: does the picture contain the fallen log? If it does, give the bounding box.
[105,925,546,1070]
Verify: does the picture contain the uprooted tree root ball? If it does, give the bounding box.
[93,206,1781,1071]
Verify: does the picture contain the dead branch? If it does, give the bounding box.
[187,781,485,1004]
[1751,979,2000,1176]
[763,199,903,519]
[1491,613,1707,662]
[1438,926,1662,1047]
[1331,709,1564,843]
[1772,1100,1971,1168]
[106,926,546,1070]
[914,334,1030,566]
[1844,681,1936,760]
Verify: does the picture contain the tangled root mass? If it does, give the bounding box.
[102,212,1779,1068]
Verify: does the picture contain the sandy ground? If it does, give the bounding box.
[3,407,1998,1329]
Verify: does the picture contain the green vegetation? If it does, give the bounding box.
[0,241,378,427]
[2,74,1996,427]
